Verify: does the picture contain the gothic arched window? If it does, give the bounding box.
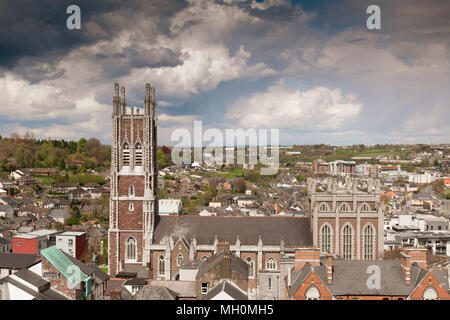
[246,257,255,278]
[126,237,137,262]
[360,203,370,212]
[176,254,183,267]
[423,287,438,300]
[363,224,375,260]
[135,143,143,167]
[320,224,332,253]
[342,224,353,260]
[122,143,130,167]
[340,202,350,212]
[305,286,320,300]
[158,255,165,276]
[266,257,276,270]
[319,202,330,212]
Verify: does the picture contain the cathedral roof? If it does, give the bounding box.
[153,215,312,246]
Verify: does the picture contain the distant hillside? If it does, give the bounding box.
[0,132,172,177]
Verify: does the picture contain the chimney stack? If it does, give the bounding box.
[217,241,230,255]
[294,247,320,271]
[404,247,428,270]
[401,251,411,285]
[326,254,333,285]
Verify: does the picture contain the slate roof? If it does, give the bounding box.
[153,215,312,246]
[50,209,71,219]
[134,285,178,300]
[288,260,432,297]
[13,269,49,291]
[196,251,248,279]
[202,280,248,300]
[0,252,41,269]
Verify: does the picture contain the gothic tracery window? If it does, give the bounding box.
[266,257,276,270]
[158,255,165,275]
[342,224,353,260]
[305,286,320,300]
[363,224,375,260]
[126,237,137,262]
[320,224,332,253]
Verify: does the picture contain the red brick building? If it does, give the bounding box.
[286,247,450,300]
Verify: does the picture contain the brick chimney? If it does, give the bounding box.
[294,247,320,271]
[404,247,428,270]
[326,254,333,285]
[401,251,411,285]
[217,241,230,255]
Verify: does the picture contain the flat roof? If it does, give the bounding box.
[57,231,85,236]
[13,234,37,239]
[29,230,60,237]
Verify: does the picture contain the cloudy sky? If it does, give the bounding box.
[0,0,449,146]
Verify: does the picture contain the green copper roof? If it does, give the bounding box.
[41,246,90,286]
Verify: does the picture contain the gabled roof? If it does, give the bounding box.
[196,251,248,279]
[289,260,430,297]
[40,246,90,286]
[202,280,248,300]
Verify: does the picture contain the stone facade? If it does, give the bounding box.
[307,177,384,260]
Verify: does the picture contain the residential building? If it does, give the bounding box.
[158,199,182,215]
[55,231,87,259]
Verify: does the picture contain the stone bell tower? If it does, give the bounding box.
[108,83,158,276]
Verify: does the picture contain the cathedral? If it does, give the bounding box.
[108,83,384,299]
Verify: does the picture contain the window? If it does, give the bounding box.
[158,255,165,276]
[246,257,255,278]
[423,287,438,300]
[319,202,330,212]
[176,254,183,267]
[268,277,272,291]
[129,185,134,197]
[360,203,370,212]
[17,241,21,246]
[122,143,130,166]
[202,256,208,262]
[340,202,350,212]
[43,272,58,279]
[68,239,73,246]
[320,224,332,253]
[305,286,320,300]
[135,143,143,167]
[342,224,353,260]
[201,283,208,295]
[363,224,374,260]
[129,203,134,211]
[126,237,137,262]
[266,257,276,270]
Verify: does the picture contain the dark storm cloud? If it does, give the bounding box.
[0,0,187,70]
